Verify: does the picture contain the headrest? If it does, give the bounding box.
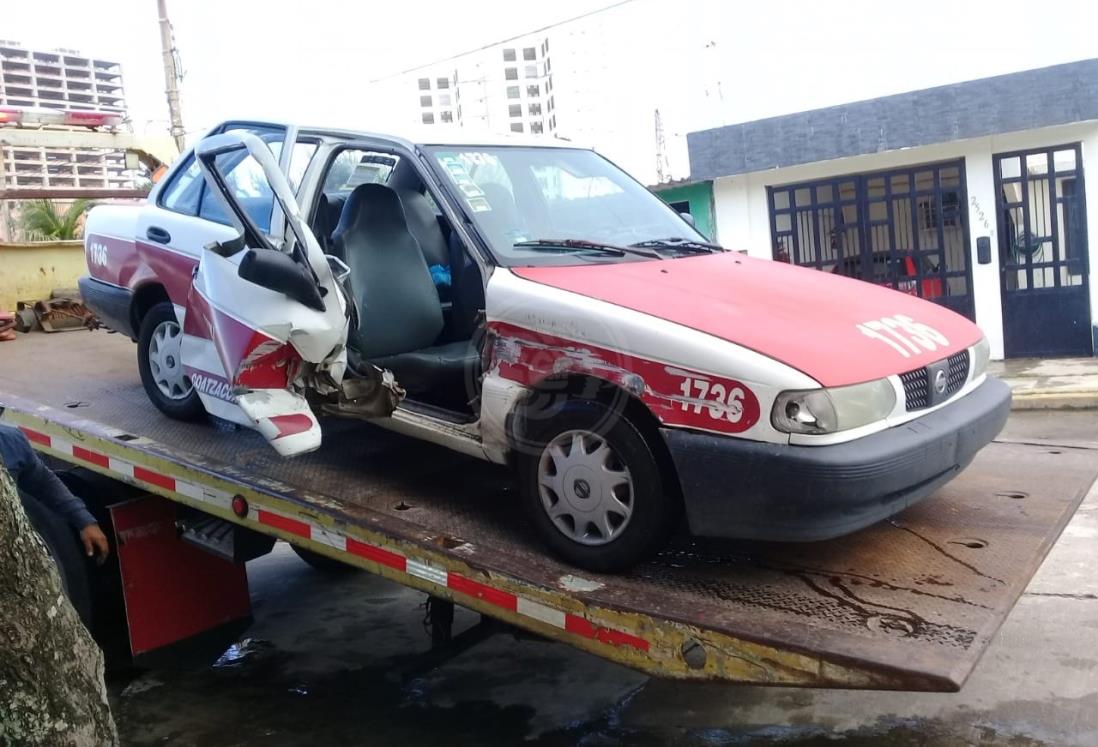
[333,183,408,239]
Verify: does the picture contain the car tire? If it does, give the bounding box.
[517,399,677,572]
[137,302,205,421]
[292,544,359,574]
[21,493,94,629]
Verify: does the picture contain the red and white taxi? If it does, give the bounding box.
[80,121,1010,571]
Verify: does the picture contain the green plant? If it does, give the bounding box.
[19,199,93,241]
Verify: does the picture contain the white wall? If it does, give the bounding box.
[710,121,1098,359]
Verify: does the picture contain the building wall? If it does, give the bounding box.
[0,241,85,310]
[708,121,1098,359]
[652,182,715,240]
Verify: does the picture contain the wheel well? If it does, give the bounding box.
[130,283,171,335]
[510,374,683,505]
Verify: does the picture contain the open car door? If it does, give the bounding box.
[188,133,353,456]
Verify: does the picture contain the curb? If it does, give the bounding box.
[1009,390,1098,411]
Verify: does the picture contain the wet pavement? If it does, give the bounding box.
[990,357,1098,410]
[108,411,1098,746]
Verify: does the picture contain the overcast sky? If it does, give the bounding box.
[6,0,1098,179]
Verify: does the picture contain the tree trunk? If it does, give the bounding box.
[0,465,118,746]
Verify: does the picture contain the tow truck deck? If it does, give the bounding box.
[2,331,1095,691]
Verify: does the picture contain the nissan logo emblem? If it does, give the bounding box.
[934,369,948,394]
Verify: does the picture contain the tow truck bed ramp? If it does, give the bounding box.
[2,332,1095,691]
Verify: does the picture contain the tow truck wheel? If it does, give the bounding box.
[138,302,204,421]
[518,400,675,572]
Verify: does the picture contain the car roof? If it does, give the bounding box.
[217,118,585,150]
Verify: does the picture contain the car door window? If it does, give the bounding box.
[158,156,203,215]
[322,149,400,194]
[198,149,278,231]
[158,124,287,233]
[288,139,319,192]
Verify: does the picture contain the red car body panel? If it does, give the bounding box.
[513,253,982,387]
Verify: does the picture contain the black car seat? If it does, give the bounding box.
[331,183,478,400]
[397,189,449,268]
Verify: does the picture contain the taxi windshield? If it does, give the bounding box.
[423,145,707,266]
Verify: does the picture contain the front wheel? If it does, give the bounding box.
[137,302,204,421]
[517,400,677,572]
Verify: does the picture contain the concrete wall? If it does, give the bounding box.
[0,241,85,310]
[709,121,1098,360]
[652,181,715,240]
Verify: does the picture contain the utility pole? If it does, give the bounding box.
[157,0,186,152]
[654,108,670,184]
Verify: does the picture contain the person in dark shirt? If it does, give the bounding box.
[0,423,110,562]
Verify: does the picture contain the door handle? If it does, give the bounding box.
[146,226,172,244]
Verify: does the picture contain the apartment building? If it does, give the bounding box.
[412,35,557,136]
[0,40,133,190]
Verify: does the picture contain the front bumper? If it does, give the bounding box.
[661,377,1012,541]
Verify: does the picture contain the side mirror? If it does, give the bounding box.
[238,249,325,312]
[679,212,696,227]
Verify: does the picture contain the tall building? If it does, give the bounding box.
[0,40,133,191]
[411,35,557,136]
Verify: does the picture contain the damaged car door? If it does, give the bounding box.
[188,132,374,456]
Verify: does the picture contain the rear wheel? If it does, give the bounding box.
[518,400,677,572]
[137,302,204,421]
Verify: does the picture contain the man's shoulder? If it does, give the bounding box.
[0,422,32,470]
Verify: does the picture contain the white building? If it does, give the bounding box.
[409,35,557,137]
[686,60,1098,360]
[0,40,133,191]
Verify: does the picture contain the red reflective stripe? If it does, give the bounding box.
[565,614,650,652]
[257,509,311,539]
[346,537,406,571]
[19,427,51,447]
[72,445,109,468]
[268,413,314,439]
[448,572,518,612]
[133,466,176,492]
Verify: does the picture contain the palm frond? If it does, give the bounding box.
[19,199,94,240]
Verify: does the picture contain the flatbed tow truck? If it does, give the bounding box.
[3,331,1096,692]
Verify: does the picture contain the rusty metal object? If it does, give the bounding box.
[13,306,39,333]
[0,332,1094,690]
[29,297,95,333]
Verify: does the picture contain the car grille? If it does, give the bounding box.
[899,350,970,412]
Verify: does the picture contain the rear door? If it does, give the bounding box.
[187,132,349,456]
[136,124,293,316]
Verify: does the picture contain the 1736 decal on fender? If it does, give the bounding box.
[489,322,762,436]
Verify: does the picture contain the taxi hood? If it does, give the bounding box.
[511,253,983,387]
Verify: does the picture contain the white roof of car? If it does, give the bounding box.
[311,124,583,150]
[215,118,586,150]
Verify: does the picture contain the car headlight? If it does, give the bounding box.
[772,378,897,435]
[971,336,990,379]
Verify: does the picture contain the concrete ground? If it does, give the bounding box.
[990,357,1098,410]
[108,411,1098,747]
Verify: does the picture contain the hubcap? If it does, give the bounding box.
[537,429,634,547]
[149,320,192,401]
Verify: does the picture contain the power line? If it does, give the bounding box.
[369,0,638,83]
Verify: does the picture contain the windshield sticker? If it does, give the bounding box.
[456,151,496,168]
[459,182,486,199]
[467,196,493,213]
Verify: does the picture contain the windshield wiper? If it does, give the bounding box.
[513,238,664,260]
[629,237,726,254]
